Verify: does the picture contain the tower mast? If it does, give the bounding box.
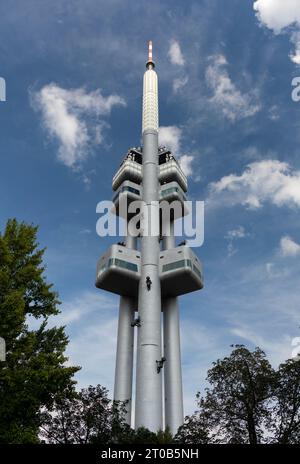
[135,41,163,431]
[96,41,204,435]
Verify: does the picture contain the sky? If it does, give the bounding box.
[1,0,300,417]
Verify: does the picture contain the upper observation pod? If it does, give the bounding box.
[142,41,159,133]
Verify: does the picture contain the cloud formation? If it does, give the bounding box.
[46,290,118,390]
[254,0,300,64]
[173,75,189,93]
[209,160,300,209]
[178,154,194,177]
[159,125,182,154]
[31,83,126,168]
[225,226,248,257]
[168,40,185,66]
[206,55,261,121]
[159,125,195,177]
[280,236,300,257]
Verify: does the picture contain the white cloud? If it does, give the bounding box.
[266,262,277,277]
[79,228,92,235]
[254,0,300,33]
[230,324,294,366]
[47,290,118,390]
[31,83,126,168]
[268,105,280,121]
[159,125,182,154]
[265,262,289,279]
[280,235,300,257]
[225,226,247,240]
[68,317,118,390]
[159,126,195,178]
[209,159,300,209]
[168,40,185,66]
[51,291,116,326]
[173,75,188,93]
[225,226,248,257]
[181,320,222,414]
[167,40,187,94]
[206,55,261,121]
[254,0,300,64]
[178,154,194,177]
[290,31,300,64]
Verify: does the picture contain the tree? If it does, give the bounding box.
[174,411,209,444]
[40,385,171,444]
[118,427,160,444]
[0,219,80,443]
[40,384,176,444]
[272,359,300,444]
[119,427,174,444]
[40,385,127,444]
[177,347,275,444]
[156,427,174,444]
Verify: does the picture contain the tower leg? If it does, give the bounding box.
[114,296,135,425]
[113,234,136,426]
[163,297,184,435]
[162,221,184,435]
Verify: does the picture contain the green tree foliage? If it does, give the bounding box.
[40,385,127,444]
[156,427,174,444]
[271,359,300,444]
[117,426,160,444]
[0,219,80,443]
[40,384,174,444]
[174,412,210,444]
[39,343,300,444]
[176,346,276,444]
[2,219,300,445]
[120,426,174,444]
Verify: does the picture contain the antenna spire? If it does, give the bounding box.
[148,41,153,62]
[146,40,155,68]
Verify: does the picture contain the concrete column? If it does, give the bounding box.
[135,129,162,432]
[113,234,136,426]
[162,224,184,435]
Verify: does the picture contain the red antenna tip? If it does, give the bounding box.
[148,40,153,62]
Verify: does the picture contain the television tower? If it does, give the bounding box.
[96,42,203,434]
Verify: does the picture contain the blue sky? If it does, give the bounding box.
[1,0,300,416]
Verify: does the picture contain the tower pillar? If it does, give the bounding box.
[135,129,162,432]
[113,234,136,425]
[163,223,184,435]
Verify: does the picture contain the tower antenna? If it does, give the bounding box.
[146,40,155,68]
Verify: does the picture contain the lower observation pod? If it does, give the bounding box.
[96,244,140,297]
[159,245,203,297]
[96,245,203,298]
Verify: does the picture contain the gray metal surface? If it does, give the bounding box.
[160,245,203,297]
[95,245,140,297]
[162,226,184,435]
[135,129,163,432]
[163,296,184,435]
[114,235,137,425]
[114,295,135,425]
